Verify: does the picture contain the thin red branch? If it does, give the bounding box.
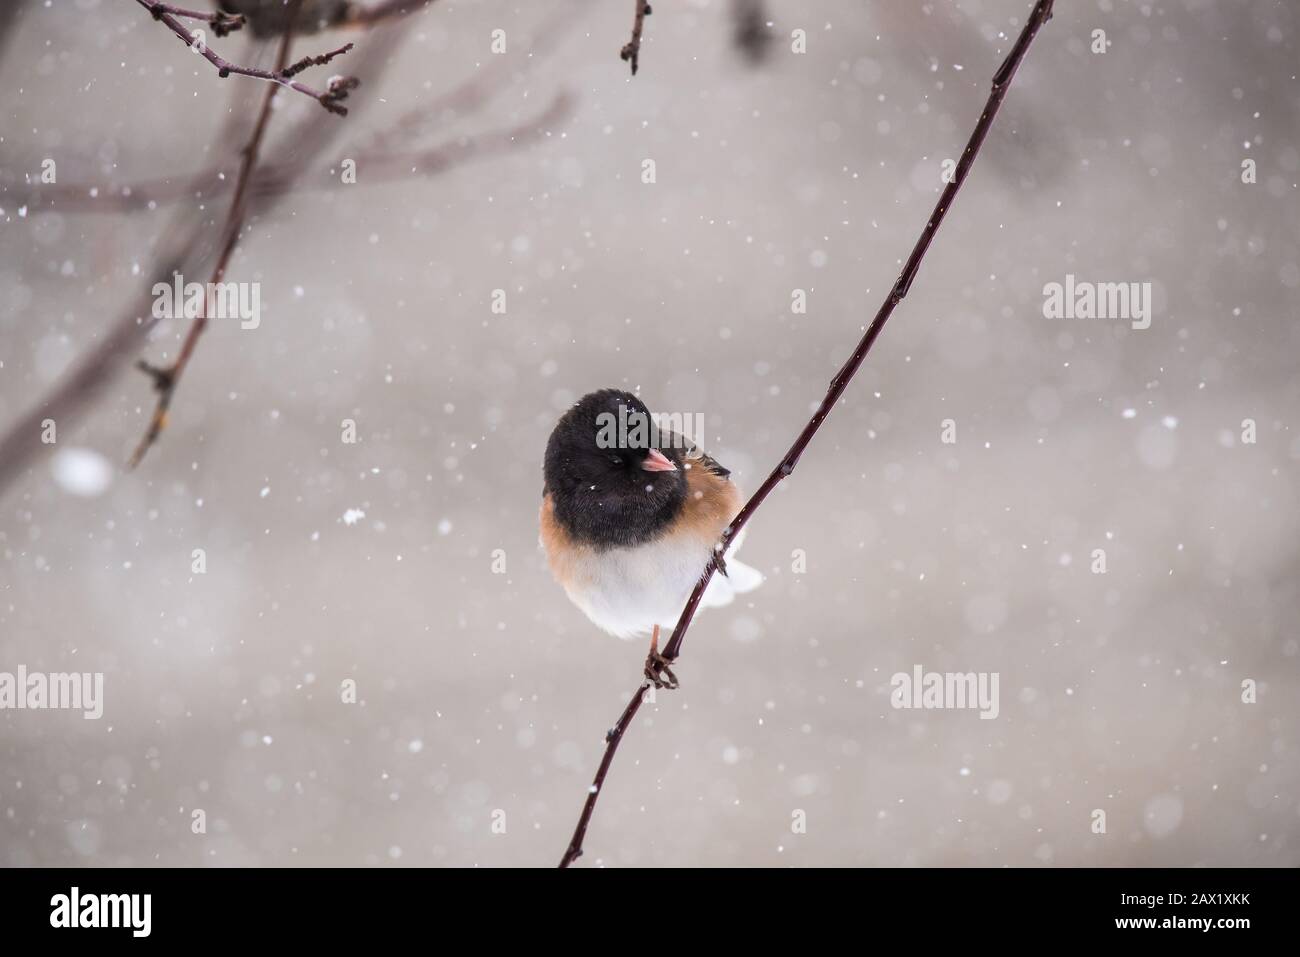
[558,0,1057,869]
[134,0,359,114]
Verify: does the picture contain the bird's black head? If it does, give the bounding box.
[543,389,688,549]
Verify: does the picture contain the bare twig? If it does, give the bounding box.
[134,0,360,114]
[620,0,650,75]
[558,0,1057,869]
[144,3,246,37]
[280,42,355,78]
[126,0,304,468]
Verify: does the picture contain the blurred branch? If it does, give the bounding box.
[361,0,588,156]
[557,0,1058,869]
[218,0,438,36]
[10,95,573,212]
[136,0,360,114]
[126,1,305,468]
[101,89,573,214]
[343,0,439,29]
[265,90,575,196]
[619,0,650,75]
[0,17,404,498]
[20,0,590,214]
[0,1,27,50]
[730,0,770,65]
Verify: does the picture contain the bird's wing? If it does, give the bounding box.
[661,429,732,480]
[690,447,731,480]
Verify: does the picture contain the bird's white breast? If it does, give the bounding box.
[561,533,715,640]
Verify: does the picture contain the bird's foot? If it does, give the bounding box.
[643,625,679,690]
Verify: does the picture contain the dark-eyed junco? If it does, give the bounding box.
[540,389,761,687]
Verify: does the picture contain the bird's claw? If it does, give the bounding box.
[644,624,679,690]
[644,649,679,690]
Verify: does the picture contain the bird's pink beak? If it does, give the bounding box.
[641,448,678,472]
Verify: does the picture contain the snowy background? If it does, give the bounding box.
[1,0,1297,867]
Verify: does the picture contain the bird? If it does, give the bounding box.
[540,389,762,688]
